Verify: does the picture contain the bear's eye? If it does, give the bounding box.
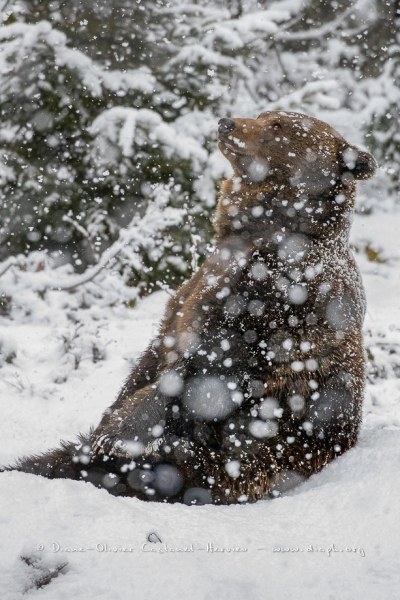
[271,122,282,131]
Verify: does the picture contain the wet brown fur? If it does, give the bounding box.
[6,111,376,504]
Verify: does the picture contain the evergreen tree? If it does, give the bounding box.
[0,0,398,294]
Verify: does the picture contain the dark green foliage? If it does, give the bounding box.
[0,0,398,292]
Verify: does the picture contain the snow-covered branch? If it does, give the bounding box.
[0,187,185,292]
[275,3,363,42]
[57,198,183,292]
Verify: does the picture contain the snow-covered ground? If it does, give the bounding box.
[1,206,400,599]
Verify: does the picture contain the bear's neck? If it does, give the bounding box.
[214,177,355,247]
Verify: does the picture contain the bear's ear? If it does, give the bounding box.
[339,145,377,181]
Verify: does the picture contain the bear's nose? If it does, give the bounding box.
[218,118,236,135]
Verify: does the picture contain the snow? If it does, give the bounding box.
[184,376,236,420]
[0,22,156,97]
[0,432,399,599]
[1,208,400,598]
[90,107,208,168]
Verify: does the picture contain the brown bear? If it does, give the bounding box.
[6,111,377,505]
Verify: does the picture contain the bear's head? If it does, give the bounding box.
[217,111,376,194]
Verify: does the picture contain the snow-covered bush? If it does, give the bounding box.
[0,20,212,280]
